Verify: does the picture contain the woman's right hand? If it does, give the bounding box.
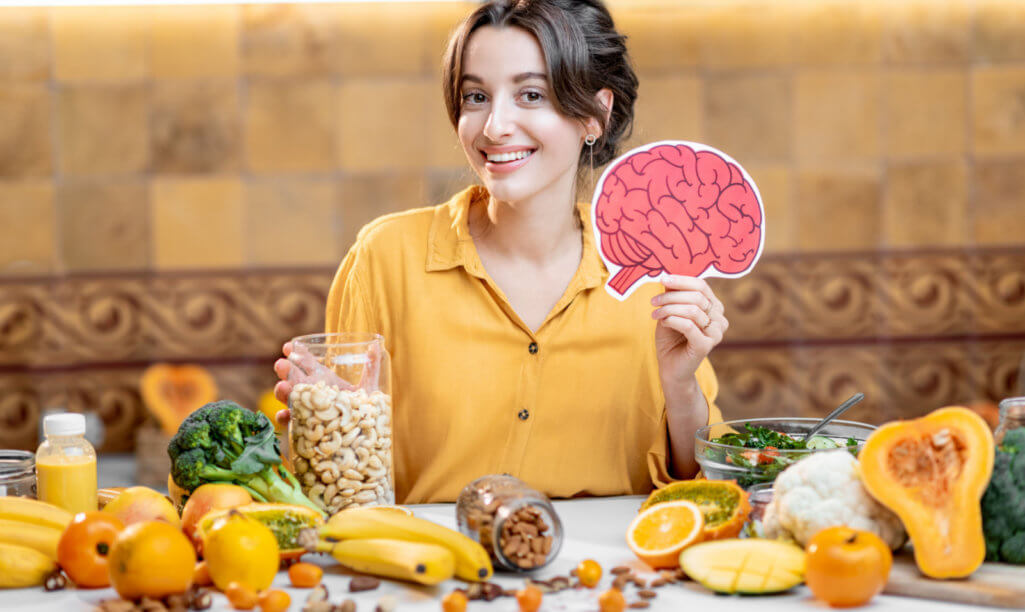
[273,342,294,426]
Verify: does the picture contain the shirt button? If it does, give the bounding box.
[528,342,539,355]
[518,408,530,421]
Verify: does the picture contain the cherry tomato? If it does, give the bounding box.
[598,588,626,612]
[258,589,291,612]
[56,511,125,588]
[805,526,892,608]
[441,590,468,612]
[288,562,323,588]
[225,581,259,610]
[576,559,603,588]
[193,561,212,587]
[516,585,543,612]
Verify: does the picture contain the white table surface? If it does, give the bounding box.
[4,492,1005,612]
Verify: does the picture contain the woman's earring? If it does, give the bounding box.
[585,134,597,190]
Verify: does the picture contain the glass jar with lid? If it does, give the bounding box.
[455,474,563,572]
[994,396,1025,446]
[0,450,36,497]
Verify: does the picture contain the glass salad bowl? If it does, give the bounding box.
[695,417,877,489]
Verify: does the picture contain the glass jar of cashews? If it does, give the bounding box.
[287,333,394,513]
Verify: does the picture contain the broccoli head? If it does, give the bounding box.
[167,400,325,516]
[982,427,1025,563]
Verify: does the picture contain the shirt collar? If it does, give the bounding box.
[425,186,606,290]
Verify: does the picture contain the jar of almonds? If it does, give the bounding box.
[287,333,394,514]
[455,475,563,572]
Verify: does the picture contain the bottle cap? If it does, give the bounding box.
[44,413,86,437]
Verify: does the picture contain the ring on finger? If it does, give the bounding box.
[701,318,713,331]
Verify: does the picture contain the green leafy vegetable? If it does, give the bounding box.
[167,399,325,516]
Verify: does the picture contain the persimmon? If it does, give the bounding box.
[806,527,892,607]
[193,561,212,587]
[288,562,323,588]
[57,511,125,588]
[441,590,468,612]
[576,559,602,588]
[598,588,626,612]
[225,581,258,610]
[516,585,543,612]
[257,588,291,612]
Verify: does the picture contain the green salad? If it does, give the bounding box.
[705,424,859,487]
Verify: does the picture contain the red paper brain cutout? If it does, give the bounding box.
[594,143,763,296]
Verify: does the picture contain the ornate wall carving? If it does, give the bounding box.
[1,249,1024,451]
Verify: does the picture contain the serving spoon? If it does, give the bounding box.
[802,392,865,441]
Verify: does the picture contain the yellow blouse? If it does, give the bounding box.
[326,186,724,503]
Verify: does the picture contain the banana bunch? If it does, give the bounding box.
[303,506,492,585]
[0,498,70,588]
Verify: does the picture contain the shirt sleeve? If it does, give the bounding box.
[325,239,377,336]
[646,357,730,488]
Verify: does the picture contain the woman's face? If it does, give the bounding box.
[456,25,587,206]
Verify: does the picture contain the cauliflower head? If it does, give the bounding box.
[762,449,906,550]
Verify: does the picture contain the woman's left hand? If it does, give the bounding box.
[651,275,729,385]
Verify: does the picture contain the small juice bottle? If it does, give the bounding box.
[35,413,97,513]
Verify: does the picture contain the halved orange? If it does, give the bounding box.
[626,500,704,569]
[639,480,751,541]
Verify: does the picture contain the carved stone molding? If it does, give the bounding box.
[1,248,1024,451]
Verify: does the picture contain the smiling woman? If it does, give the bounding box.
[273,0,732,504]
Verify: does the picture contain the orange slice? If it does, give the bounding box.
[639,480,751,540]
[626,500,704,569]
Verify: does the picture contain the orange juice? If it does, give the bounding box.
[35,413,97,514]
[36,454,97,514]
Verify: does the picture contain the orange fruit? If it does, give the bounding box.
[639,480,751,540]
[806,527,892,607]
[203,511,279,592]
[108,520,196,600]
[57,511,125,588]
[626,500,704,568]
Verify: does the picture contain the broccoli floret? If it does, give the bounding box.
[982,427,1025,564]
[1002,428,1025,454]
[168,400,325,517]
[1000,532,1025,565]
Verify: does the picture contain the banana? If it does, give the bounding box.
[323,507,492,581]
[0,519,61,560]
[0,497,73,531]
[310,537,454,585]
[0,542,58,588]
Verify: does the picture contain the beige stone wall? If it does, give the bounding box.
[2,1,1025,452]
[1,0,1024,277]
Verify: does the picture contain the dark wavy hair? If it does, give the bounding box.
[442,0,638,170]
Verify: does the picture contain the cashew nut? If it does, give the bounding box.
[339,447,357,471]
[317,431,343,455]
[295,438,316,459]
[340,427,360,447]
[354,491,377,504]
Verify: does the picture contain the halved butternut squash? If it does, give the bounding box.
[140,364,217,435]
[859,406,994,578]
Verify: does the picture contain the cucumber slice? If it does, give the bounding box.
[805,436,839,449]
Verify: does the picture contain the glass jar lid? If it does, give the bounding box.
[0,450,35,480]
